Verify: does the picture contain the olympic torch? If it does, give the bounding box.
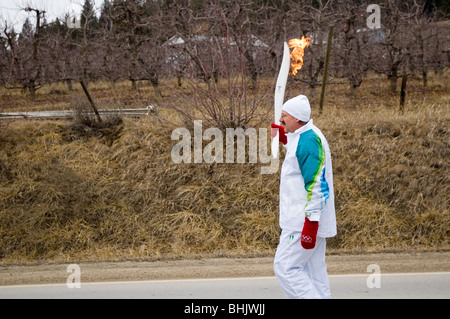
[271,37,311,158]
[271,42,290,159]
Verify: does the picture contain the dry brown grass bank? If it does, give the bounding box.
[0,73,449,264]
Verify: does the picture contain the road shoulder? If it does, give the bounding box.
[0,251,448,286]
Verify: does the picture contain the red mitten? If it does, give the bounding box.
[270,123,287,145]
[301,217,319,249]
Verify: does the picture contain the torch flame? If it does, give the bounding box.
[288,36,311,75]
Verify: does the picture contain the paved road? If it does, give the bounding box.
[1,272,449,299]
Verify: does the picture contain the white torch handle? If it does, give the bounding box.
[272,42,290,158]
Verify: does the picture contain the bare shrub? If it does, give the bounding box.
[167,77,271,130]
[65,96,123,145]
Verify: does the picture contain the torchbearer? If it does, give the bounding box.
[271,95,336,299]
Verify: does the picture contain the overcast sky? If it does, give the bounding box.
[0,0,104,32]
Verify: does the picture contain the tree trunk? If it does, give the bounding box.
[399,69,407,114]
[388,72,398,93]
[28,82,36,102]
[66,79,73,91]
[150,77,162,97]
[80,80,102,122]
[422,70,428,87]
[131,78,138,90]
[244,50,258,90]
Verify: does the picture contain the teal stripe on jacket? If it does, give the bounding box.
[295,129,329,217]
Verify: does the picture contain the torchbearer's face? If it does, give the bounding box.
[279,111,300,133]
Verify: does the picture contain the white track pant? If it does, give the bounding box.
[274,230,331,299]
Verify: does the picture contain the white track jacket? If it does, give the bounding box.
[279,120,336,238]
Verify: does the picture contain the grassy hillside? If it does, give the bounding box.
[0,74,449,263]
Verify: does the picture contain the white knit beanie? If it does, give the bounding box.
[281,95,311,122]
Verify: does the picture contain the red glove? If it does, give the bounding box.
[270,123,287,145]
[301,217,319,249]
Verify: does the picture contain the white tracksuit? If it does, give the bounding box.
[274,120,336,299]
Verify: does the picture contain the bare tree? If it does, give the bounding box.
[162,1,219,85]
[79,0,99,84]
[1,5,54,101]
[206,0,268,89]
[254,0,292,75]
[332,2,375,95]
[288,0,336,99]
[106,0,144,90]
[371,1,417,92]
[407,4,445,87]
[24,7,46,100]
[0,22,18,89]
[137,0,171,96]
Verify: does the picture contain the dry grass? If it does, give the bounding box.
[0,72,449,263]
